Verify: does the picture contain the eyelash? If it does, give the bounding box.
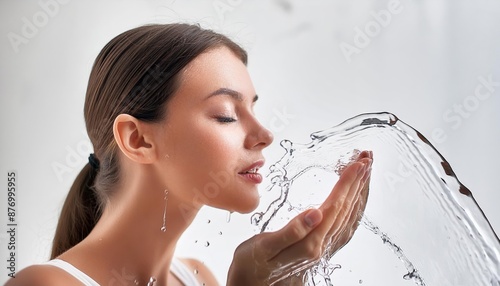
[216,116,237,123]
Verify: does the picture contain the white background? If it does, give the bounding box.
[1,0,499,284]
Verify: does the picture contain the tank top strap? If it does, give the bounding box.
[42,258,201,286]
[170,258,202,286]
[42,259,100,286]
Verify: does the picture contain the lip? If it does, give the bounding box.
[238,159,265,184]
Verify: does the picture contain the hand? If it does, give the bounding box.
[227,151,373,286]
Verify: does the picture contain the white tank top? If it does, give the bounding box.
[42,258,201,286]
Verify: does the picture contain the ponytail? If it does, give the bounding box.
[50,163,102,259]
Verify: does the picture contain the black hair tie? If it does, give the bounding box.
[88,153,100,170]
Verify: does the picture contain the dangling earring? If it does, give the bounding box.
[161,189,168,232]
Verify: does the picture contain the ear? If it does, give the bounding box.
[113,114,157,164]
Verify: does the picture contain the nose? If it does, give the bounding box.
[245,118,274,150]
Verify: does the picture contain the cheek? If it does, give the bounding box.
[164,120,259,212]
[170,121,243,185]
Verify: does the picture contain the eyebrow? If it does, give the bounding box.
[206,87,259,102]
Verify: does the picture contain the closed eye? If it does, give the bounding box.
[216,116,237,123]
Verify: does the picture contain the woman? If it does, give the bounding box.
[6,23,372,286]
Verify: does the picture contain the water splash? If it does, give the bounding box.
[252,112,500,285]
[361,216,425,285]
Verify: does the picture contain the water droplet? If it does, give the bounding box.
[359,279,363,284]
[147,277,157,286]
[218,231,223,235]
[207,219,211,224]
[194,269,199,275]
[160,226,166,232]
[204,241,210,247]
[226,211,233,223]
[194,240,198,243]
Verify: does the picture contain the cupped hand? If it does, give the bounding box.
[227,151,373,286]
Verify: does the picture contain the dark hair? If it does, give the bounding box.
[51,23,247,259]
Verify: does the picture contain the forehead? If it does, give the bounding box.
[174,46,254,101]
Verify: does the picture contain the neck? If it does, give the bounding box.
[64,165,200,285]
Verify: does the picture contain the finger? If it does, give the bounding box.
[331,173,369,252]
[316,161,367,235]
[323,173,367,253]
[337,150,370,175]
[326,159,372,255]
[347,157,372,228]
[353,156,372,218]
[318,158,372,254]
[259,208,323,260]
[325,158,371,237]
[357,150,371,160]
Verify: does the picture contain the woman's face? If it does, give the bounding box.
[154,46,273,213]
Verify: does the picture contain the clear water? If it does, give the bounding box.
[251,112,500,285]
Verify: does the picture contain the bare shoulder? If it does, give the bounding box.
[4,264,81,286]
[179,258,220,286]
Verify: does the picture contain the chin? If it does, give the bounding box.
[233,194,260,214]
[236,204,258,214]
[210,184,261,213]
[216,193,260,214]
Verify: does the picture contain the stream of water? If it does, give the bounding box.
[251,112,500,285]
